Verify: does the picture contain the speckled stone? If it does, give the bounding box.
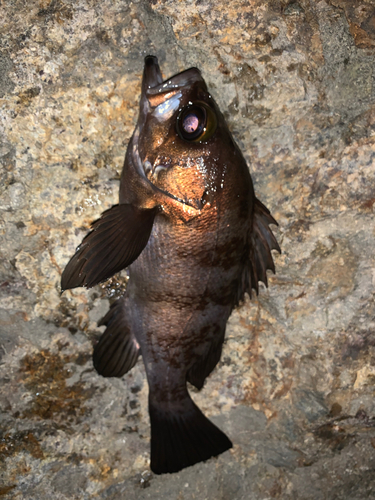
[1,1,375,499]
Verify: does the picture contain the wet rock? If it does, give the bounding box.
[1,0,375,499]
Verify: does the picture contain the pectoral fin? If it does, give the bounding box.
[61,204,158,291]
[237,198,281,302]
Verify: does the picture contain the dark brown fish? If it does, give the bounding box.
[61,56,280,474]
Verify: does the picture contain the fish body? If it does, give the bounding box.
[61,56,280,474]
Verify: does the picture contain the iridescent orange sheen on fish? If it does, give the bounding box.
[61,56,280,474]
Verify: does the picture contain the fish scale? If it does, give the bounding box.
[61,55,280,474]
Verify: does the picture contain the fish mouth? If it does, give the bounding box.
[131,56,207,212]
[138,55,205,145]
[143,55,204,96]
[143,56,163,90]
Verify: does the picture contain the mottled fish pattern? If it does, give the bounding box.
[61,56,280,474]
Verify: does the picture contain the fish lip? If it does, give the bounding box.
[146,69,204,97]
[143,55,163,90]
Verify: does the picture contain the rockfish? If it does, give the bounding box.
[61,56,280,474]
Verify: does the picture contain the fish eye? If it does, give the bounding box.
[176,103,217,142]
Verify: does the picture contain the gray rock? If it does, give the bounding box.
[1,0,375,498]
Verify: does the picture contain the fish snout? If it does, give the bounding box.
[143,56,163,91]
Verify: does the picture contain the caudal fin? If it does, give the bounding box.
[149,396,232,474]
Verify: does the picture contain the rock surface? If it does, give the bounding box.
[1,1,375,499]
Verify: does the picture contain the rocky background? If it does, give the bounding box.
[1,0,375,498]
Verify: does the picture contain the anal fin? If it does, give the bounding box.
[61,204,158,291]
[93,298,140,377]
[187,328,225,390]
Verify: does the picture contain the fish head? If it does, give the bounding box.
[131,56,248,212]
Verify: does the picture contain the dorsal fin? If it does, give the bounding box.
[236,198,281,303]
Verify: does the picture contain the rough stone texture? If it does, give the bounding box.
[1,0,375,498]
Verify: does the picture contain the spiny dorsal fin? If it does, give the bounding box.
[237,197,281,302]
[61,204,158,291]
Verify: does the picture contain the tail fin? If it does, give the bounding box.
[149,395,232,474]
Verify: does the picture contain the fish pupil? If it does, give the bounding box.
[178,105,206,140]
[183,113,200,134]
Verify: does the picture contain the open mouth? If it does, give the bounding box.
[143,56,163,90]
[131,57,209,213]
[143,56,204,98]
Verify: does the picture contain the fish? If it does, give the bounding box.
[61,55,280,474]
